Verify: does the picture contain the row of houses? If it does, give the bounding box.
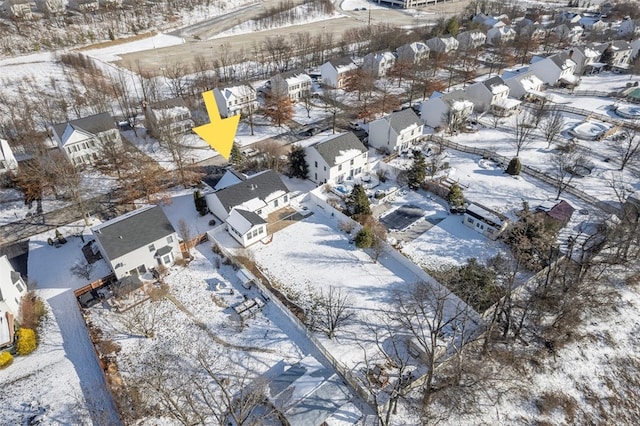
[2,0,125,19]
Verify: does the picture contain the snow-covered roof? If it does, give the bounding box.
[465,203,505,228]
[311,132,366,166]
[219,84,255,100]
[213,169,289,214]
[494,98,521,109]
[483,76,509,95]
[226,208,266,235]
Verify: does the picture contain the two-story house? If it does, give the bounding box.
[91,205,181,280]
[456,30,487,51]
[426,35,459,54]
[554,23,584,44]
[35,0,66,15]
[486,26,517,46]
[205,170,290,246]
[0,255,27,348]
[4,0,33,19]
[0,139,18,175]
[305,132,368,186]
[502,69,545,100]
[269,71,312,102]
[69,0,99,12]
[362,51,397,77]
[465,76,519,116]
[213,85,259,117]
[421,90,475,130]
[595,41,633,72]
[566,46,604,75]
[368,108,423,155]
[529,52,578,87]
[396,41,430,64]
[143,97,194,138]
[51,112,122,166]
[319,57,358,89]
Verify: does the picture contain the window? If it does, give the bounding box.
[315,161,318,168]
[15,282,23,293]
[148,244,155,252]
[284,195,288,202]
[253,229,258,237]
[350,159,354,166]
[163,255,171,264]
[259,227,264,234]
[338,164,342,171]
[466,217,474,224]
[167,236,173,244]
[274,199,279,208]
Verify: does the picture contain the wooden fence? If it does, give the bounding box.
[74,274,116,298]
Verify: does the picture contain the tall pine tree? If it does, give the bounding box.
[407,150,426,190]
[288,145,309,179]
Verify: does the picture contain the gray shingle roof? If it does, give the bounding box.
[313,132,367,166]
[237,209,267,226]
[483,76,506,90]
[329,56,354,68]
[387,108,422,133]
[91,205,176,261]
[215,170,289,213]
[149,97,188,109]
[52,112,116,140]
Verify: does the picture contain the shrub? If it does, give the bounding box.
[19,291,46,330]
[355,227,373,248]
[16,328,37,356]
[0,351,13,369]
[506,157,521,176]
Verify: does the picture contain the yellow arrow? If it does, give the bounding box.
[193,90,240,160]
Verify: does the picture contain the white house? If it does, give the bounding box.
[0,139,18,175]
[213,85,258,118]
[269,71,312,102]
[486,26,516,46]
[579,16,608,32]
[205,170,290,245]
[35,0,67,14]
[618,18,639,37]
[426,35,459,54]
[502,69,545,100]
[529,52,578,87]
[463,203,508,240]
[225,208,267,247]
[362,51,396,77]
[464,76,513,114]
[396,41,430,64]
[421,90,474,129]
[69,0,99,12]
[595,41,634,71]
[91,205,181,280]
[4,0,33,19]
[143,97,194,138]
[472,13,507,29]
[456,30,487,51]
[305,132,368,186]
[567,46,604,75]
[51,112,122,167]
[319,57,358,88]
[0,255,28,348]
[368,108,423,155]
[554,23,584,44]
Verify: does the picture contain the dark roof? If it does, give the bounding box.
[483,76,506,90]
[10,271,21,285]
[155,245,173,257]
[549,51,575,69]
[52,112,116,140]
[442,89,470,103]
[149,97,188,109]
[547,200,575,223]
[329,56,354,68]
[215,170,289,213]
[237,209,267,226]
[91,205,176,260]
[313,132,367,166]
[387,108,422,133]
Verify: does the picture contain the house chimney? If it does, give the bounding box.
[568,49,574,58]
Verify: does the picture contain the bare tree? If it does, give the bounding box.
[51,156,91,226]
[177,219,194,258]
[610,128,640,171]
[310,286,355,339]
[540,110,566,148]
[512,111,535,157]
[551,150,581,199]
[154,113,195,187]
[262,89,293,127]
[117,301,158,338]
[321,88,344,134]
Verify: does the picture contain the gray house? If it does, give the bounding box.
[91,205,181,280]
[368,108,423,154]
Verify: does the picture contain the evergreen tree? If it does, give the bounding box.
[407,150,426,190]
[193,190,207,216]
[355,227,373,248]
[230,142,243,166]
[288,145,309,179]
[506,157,521,176]
[346,184,371,217]
[447,182,465,210]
